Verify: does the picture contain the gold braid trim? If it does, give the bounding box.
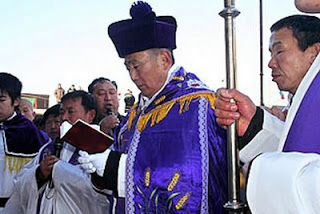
[128,103,138,130]
[154,95,166,105]
[137,91,216,132]
[172,76,185,81]
[5,155,33,173]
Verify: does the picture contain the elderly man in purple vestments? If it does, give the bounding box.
[78,1,228,213]
[214,13,320,214]
[0,73,48,213]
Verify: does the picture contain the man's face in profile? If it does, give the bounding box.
[268,27,313,94]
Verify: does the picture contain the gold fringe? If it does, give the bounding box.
[175,192,191,210]
[137,113,153,132]
[137,92,216,132]
[167,172,180,192]
[128,103,138,130]
[5,155,33,173]
[145,167,151,187]
[150,102,175,127]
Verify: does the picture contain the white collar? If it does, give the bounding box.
[0,111,16,124]
[277,53,320,150]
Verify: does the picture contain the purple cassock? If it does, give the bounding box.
[283,70,320,153]
[114,66,228,213]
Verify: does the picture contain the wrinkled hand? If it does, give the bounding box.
[39,155,59,179]
[99,115,120,134]
[214,88,257,136]
[78,149,111,176]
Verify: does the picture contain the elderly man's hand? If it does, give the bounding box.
[78,149,111,176]
[214,88,257,136]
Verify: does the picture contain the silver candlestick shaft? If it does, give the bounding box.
[219,1,247,213]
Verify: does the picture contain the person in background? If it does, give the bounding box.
[88,77,124,136]
[79,2,227,213]
[123,89,135,113]
[54,83,65,104]
[42,104,61,140]
[18,98,36,122]
[67,84,76,93]
[0,73,47,213]
[18,98,50,141]
[4,91,110,213]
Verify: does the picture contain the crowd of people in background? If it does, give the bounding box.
[54,83,136,114]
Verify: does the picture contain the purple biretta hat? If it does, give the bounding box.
[108,1,177,58]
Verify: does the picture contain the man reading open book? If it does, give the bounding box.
[4,91,110,213]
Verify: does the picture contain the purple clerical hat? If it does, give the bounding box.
[108,1,177,58]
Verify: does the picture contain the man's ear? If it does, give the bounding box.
[88,109,96,124]
[13,97,20,107]
[158,50,172,70]
[308,42,320,64]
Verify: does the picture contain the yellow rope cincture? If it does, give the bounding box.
[145,167,151,187]
[175,192,191,210]
[128,103,138,130]
[172,76,185,81]
[167,172,180,192]
[154,95,166,105]
[137,92,216,132]
[5,155,33,173]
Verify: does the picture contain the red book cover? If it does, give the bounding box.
[61,120,113,154]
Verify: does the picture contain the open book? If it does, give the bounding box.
[60,119,114,154]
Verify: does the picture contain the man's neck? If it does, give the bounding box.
[0,111,16,123]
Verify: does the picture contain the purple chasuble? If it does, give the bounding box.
[283,70,320,153]
[114,67,227,213]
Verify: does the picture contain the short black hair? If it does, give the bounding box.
[271,15,320,51]
[42,104,61,124]
[61,90,99,124]
[0,73,22,104]
[88,77,117,93]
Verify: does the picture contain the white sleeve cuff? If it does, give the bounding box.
[240,109,284,163]
[117,154,127,198]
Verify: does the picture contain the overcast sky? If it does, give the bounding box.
[1,0,317,113]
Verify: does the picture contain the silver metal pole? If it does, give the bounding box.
[260,0,264,106]
[219,1,247,213]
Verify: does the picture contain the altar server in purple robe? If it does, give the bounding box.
[79,1,228,213]
[214,15,320,213]
[0,73,47,213]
